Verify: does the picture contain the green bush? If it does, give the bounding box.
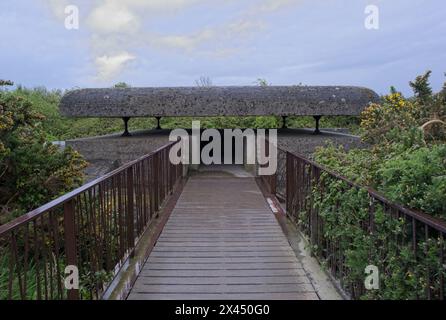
[315,71,446,219]
[302,174,445,300]
[0,81,87,224]
[378,145,446,219]
[309,72,446,299]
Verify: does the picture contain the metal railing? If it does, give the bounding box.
[261,146,446,300]
[0,142,182,300]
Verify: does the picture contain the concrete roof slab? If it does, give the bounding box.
[60,86,380,118]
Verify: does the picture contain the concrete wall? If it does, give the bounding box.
[67,128,366,181]
[66,130,171,180]
[277,129,366,157]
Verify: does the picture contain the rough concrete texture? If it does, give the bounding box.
[67,128,365,181]
[60,86,380,118]
[276,129,367,157]
[66,130,171,181]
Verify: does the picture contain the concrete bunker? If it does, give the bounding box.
[59,85,379,179]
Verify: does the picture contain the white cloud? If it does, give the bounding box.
[95,52,136,80]
[154,32,212,51]
[42,0,304,81]
[88,1,139,34]
[149,19,265,52]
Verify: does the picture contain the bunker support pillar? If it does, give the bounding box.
[156,117,162,130]
[313,115,322,135]
[59,86,380,138]
[122,117,131,137]
[282,116,287,129]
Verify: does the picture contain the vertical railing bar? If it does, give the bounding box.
[112,176,119,264]
[85,189,95,299]
[117,173,125,258]
[105,178,113,271]
[98,182,106,276]
[440,233,444,300]
[47,213,54,300]
[63,199,79,300]
[425,225,431,300]
[74,194,83,299]
[23,224,29,299]
[412,218,417,255]
[126,166,135,254]
[8,231,20,300]
[38,216,49,300]
[32,220,42,300]
[141,160,148,227]
[50,210,63,299]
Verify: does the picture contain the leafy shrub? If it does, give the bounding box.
[310,72,446,299]
[0,81,87,224]
[360,91,419,145]
[302,174,445,300]
[377,145,446,219]
[315,71,446,219]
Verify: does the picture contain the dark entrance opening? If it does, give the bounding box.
[199,129,238,165]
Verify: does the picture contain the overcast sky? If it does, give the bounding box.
[0,0,445,95]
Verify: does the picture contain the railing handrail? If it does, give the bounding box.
[276,146,446,234]
[0,141,177,237]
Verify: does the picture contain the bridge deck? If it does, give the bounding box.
[127,168,319,300]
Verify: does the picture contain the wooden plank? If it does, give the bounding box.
[128,174,318,300]
[130,283,315,294]
[170,212,275,215]
[128,292,319,300]
[159,232,284,237]
[146,257,299,263]
[138,269,307,277]
[163,226,281,230]
[167,218,275,222]
[152,246,294,251]
[158,237,287,241]
[162,229,283,233]
[166,221,280,225]
[156,240,288,245]
[158,233,286,237]
[145,262,302,270]
[154,242,290,248]
[150,251,296,258]
[131,276,311,285]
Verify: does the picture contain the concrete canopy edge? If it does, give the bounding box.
[59,86,380,118]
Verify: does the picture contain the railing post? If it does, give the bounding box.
[286,152,291,218]
[310,166,319,250]
[271,173,277,195]
[64,199,79,300]
[154,154,160,217]
[126,166,135,254]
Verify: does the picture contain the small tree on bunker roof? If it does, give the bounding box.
[0,80,14,86]
[195,76,213,87]
[255,78,270,87]
[114,82,131,88]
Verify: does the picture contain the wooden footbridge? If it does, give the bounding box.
[0,142,322,300]
[128,168,317,300]
[2,86,445,301]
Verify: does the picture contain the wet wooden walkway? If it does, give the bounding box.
[127,168,318,300]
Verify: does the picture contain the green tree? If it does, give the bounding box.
[315,71,446,219]
[0,80,87,224]
[410,71,446,141]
